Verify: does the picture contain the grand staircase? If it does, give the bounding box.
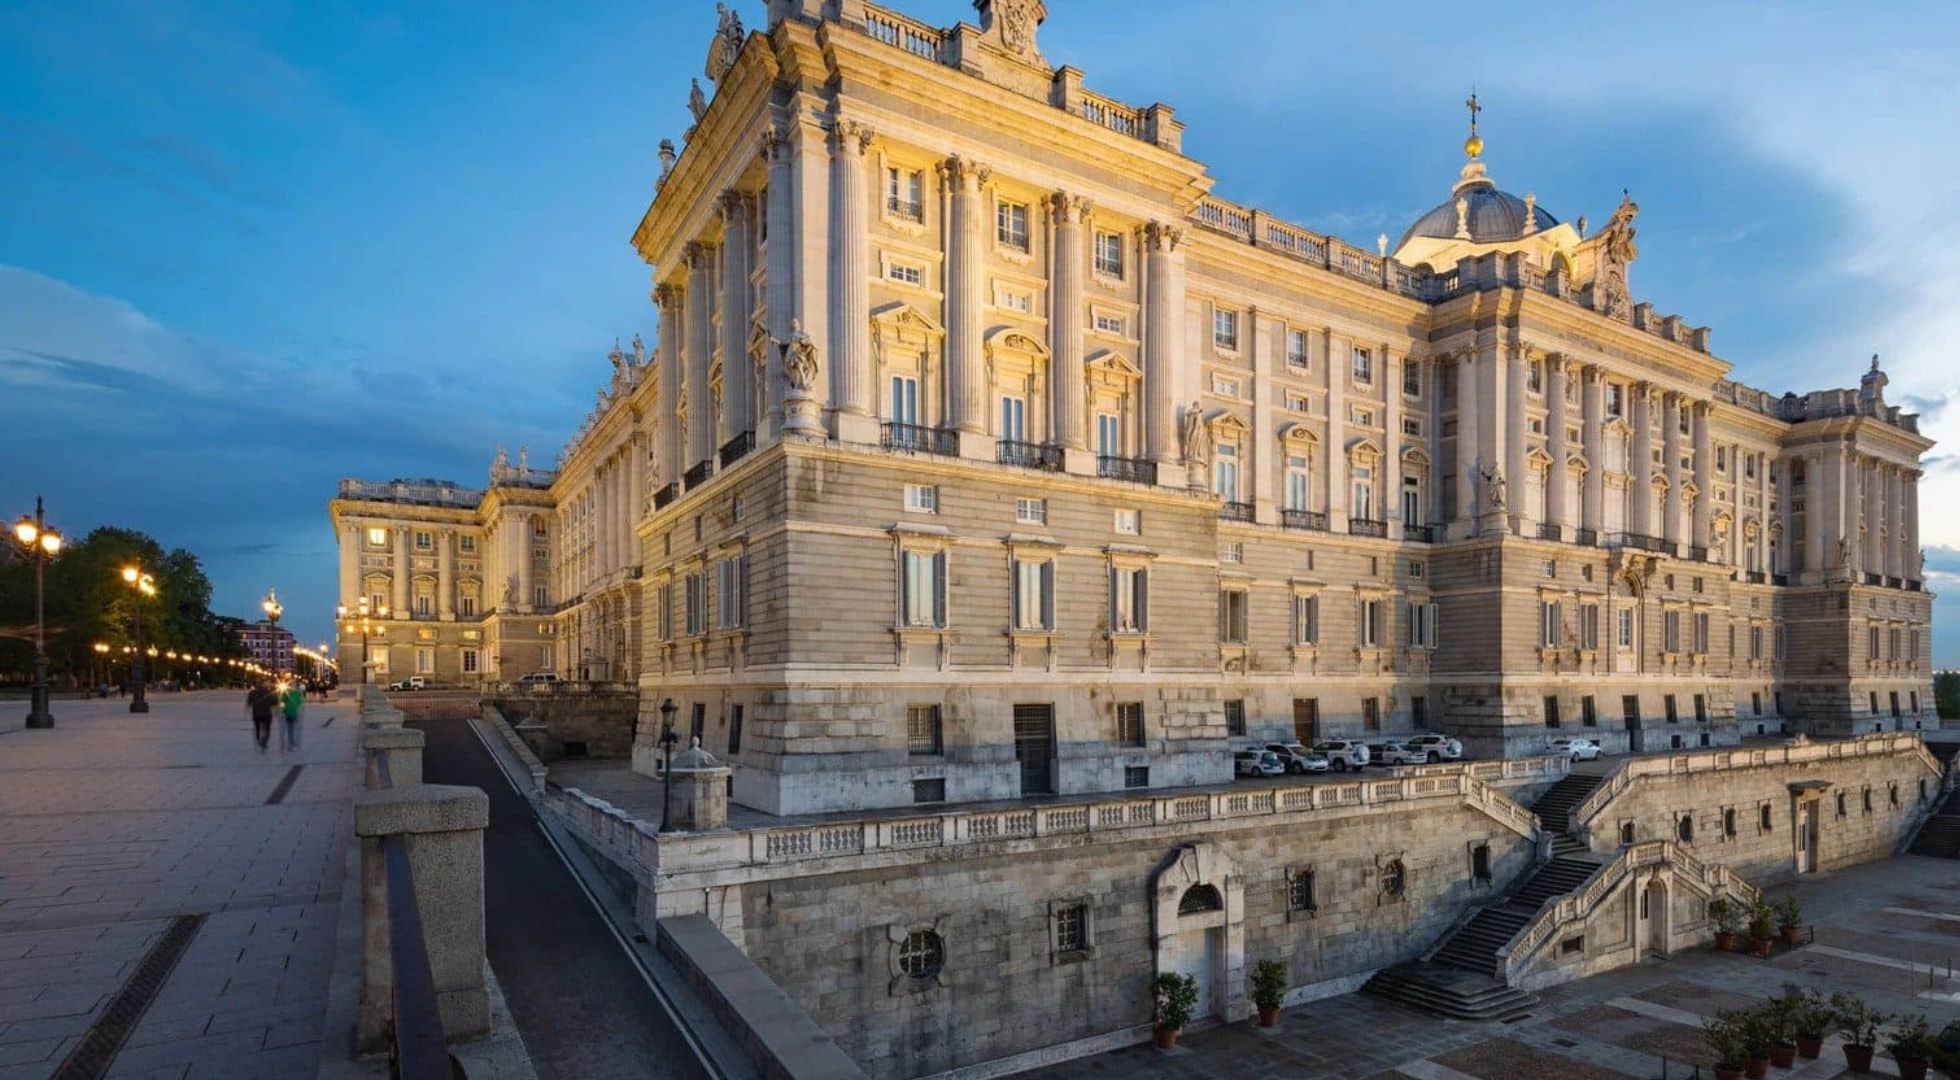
[1363,773,1609,1021]
[1909,786,1960,858]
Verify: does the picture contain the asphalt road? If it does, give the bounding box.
[411,713,707,1080]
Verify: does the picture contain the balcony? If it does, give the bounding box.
[886,197,923,222]
[882,422,959,457]
[653,482,679,510]
[719,430,755,468]
[1746,570,1767,585]
[997,440,1063,472]
[1537,523,1563,542]
[1281,509,1329,533]
[1348,517,1387,538]
[1907,579,1924,592]
[683,460,713,490]
[1219,501,1255,523]
[1865,571,1883,586]
[1574,527,1599,547]
[1687,545,1709,562]
[1096,455,1156,485]
[1604,531,1670,554]
[1403,523,1436,542]
[1772,573,1790,586]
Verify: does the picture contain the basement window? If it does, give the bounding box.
[561,740,589,759]
[1471,843,1492,885]
[1561,935,1585,956]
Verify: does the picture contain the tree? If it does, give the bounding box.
[1937,671,1959,720]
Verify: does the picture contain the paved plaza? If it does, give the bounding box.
[1033,853,1960,1080]
[0,691,359,1079]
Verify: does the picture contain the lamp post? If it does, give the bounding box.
[120,565,157,713]
[335,598,388,684]
[11,498,64,729]
[93,642,109,693]
[260,588,284,673]
[657,697,679,832]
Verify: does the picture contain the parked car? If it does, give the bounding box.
[1265,742,1329,774]
[1548,736,1602,761]
[1234,749,1286,778]
[517,671,561,685]
[1311,739,1370,771]
[388,676,427,691]
[1402,733,1463,763]
[1366,740,1422,767]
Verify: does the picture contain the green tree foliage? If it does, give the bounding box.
[1937,670,1960,720]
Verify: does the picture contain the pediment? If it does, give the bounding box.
[1345,435,1384,460]
[1400,445,1430,467]
[871,301,945,339]
[1086,349,1142,380]
[1277,421,1320,445]
[1566,453,1590,473]
[1206,409,1250,434]
[984,325,1049,358]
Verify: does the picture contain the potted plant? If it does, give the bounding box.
[1886,1013,1935,1080]
[1832,992,1886,1073]
[1249,959,1286,1028]
[1703,1009,1750,1080]
[1791,987,1833,1059]
[1762,988,1800,1068]
[1741,1008,1778,1079]
[1710,897,1738,951]
[1746,897,1776,958]
[1775,895,1803,946]
[1153,972,1198,1049]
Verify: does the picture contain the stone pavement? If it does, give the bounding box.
[0,690,360,1079]
[1032,853,1960,1080]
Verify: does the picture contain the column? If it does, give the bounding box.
[1504,346,1527,531]
[1729,442,1745,567]
[827,121,873,434]
[790,119,830,425]
[626,436,643,563]
[392,526,411,614]
[1250,310,1275,524]
[1049,192,1088,454]
[1861,459,1880,576]
[620,453,636,566]
[438,530,455,620]
[762,130,794,436]
[1325,329,1348,526]
[517,515,534,613]
[1630,385,1653,537]
[1427,358,1444,529]
[1383,346,1403,536]
[944,156,989,436]
[1691,403,1711,552]
[1581,365,1604,535]
[1888,466,1907,579]
[1756,451,1770,573]
[1822,445,1846,577]
[685,242,717,473]
[1545,355,1569,536]
[1802,452,1824,574]
[1456,353,1479,526]
[1904,471,1920,582]
[719,191,755,445]
[656,284,684,490]
[1661,392,1682,547]
[339,523,359,605]
[1142,221,1183,470]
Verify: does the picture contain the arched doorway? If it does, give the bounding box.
[1150,844,1245,1024]
[1636,877,1669,958]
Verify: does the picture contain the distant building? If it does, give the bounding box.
[238,620,296,673]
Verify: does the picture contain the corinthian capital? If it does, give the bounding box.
[718,188,751,221]
[1047,191,1092,224]
[683,240,717,269]
[654,282,682,308]
[1142,220,1183,252]
[829,118,875,154]
[938,154,991,190]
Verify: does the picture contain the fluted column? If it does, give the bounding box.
[1630,385,1654,537]
[1383,346,1403,534]
[1503,346,1526,530]
[392,526,411,614]
[944,156,990,435]
[685,242,717,472]
[1661,392,1683,546]
[1142,220,1183,469]
[1756,452,1770,573]
[1581,366,1604,533]
[627,436,643,562]
[438,529,455,619]
[828,121,874,430]
[656,284,683,489]
[1888,466,1907,579]
[1545,356,1570,534]
[1803,452,1824,574]
[1456,353,1480,526]
[1690,402,1711,551]
[517,515,534,613]
[1050,192,1089,451]
[1905,471,1920,581]
[719,191,755,445]
[339,524,359,605]
[1861,459,1880,575]
[1326,330,1347,524]
[762,131,794,435]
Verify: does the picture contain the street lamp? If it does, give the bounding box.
[335,597,388,684]
[121,564,157,713]
[92,642,109,692]
[11,497,64,729]
[657,698,680,832]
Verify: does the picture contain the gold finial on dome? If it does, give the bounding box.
[1464,89,1484,159]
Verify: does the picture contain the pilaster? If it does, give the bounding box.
[828,121,876,443]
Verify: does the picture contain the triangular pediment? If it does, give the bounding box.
[871,301,945,338]
[1206,409,1250,434]
[1086,349,1142,380]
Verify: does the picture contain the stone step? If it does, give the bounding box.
[1364,964,1539,1021]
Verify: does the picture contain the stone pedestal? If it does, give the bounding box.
[355,784,490,1053]
[667,737,733,831]
[783,391,822,436]
[361,726,425,790]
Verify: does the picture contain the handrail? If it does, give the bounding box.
[367,746,452,1080]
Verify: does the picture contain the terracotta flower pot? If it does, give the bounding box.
[1844,1044,1874,1072]
[1779,924,1799,945]
[1745,1056,1769,1079]
[1256,1005,1279,1028]
[1154,1024,1180,1050]
[1714,931,1736,951]
[1714,1066,1744,1080]
[1896,1058,1928,1080]
[1770,1043,1796,1068]
[1750,935,1772,958]
[1795,1034,1823,1059]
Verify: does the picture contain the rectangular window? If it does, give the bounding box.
[1291,698,1318,743]
[1293,594,1319,646]
[1362,697,1380,731]
[1359,598,1382,648]
[899,550,948,628]
[1214,442,1239,499]
[1540,601,1563,648]
[728,705,744,755]
[415,647,435,675]
[998,287,1032,313]
[907,704,942,756]
[1407,601,1438,648]
[1526,360,1543,394]
[1093,231,1124,277]
[1224,699,1246,737]
[1012,558,1054,631]
[1219,589,1249,644]
[999,395,1026,443]
[1092,313,1125,336]
[1351,346,1374,385]
[1116,701,1145,747]
[904,483,938,514]
[1016,497,1047,525]
[461,649,479,674]
[685,573,706,636]
[459,535,476,553]
[996,200,1029,250]
[912,778,945,804]
[1055,903,1088,954]
[1110,565,1148,633]
[1693,611,1710,654]
[1403,362,1420,397]
[1288,869,1316,913]
[1212,308,1239,351]
[1580,604,1600,650]
[1113,508,1139,535]
[1581,694,1597,727]
[889,374,920,425]
[1412,696,1427,727]
[414,530,432,550]
[1663,610,1681,653]
[1606,383,1624,417]
[657,583,673,640]
[886,166,923,220]
[715,555,748,631]
[1286,328,1310,367]
[887,262,923,286]
[1286,457,1311,511]
[1124,765,1149,788]
[1286,392,1310,412]
[1096,412,1122,457]
[533,585,548,610]
[1694,694,1708,723]
[1665,694,1679,723]
[1211,374,1241,398]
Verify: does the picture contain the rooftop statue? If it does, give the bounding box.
[688,78,709,124]
[706,3,745,83]
[1180,404,1212,466]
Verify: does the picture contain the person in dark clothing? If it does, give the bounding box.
[246,682,276,751]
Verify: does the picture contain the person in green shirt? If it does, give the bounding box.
[279,680,305,751]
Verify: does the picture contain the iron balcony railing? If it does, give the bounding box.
[996,440,1063,472]
[1772,573,1791,586]
[1281,509,1328,532]
[881,422,959,457]
[1349,517,1387,538]
[1746,570,1767,585]
[1906,579,1924,592]
[1537,523,1563,542]
[653,482,679,510]
[1574,527,1599,547]
[1865,571,1883,586]
[719,430,755,468]
[371,749,452,1080]
[1403,523,1436,542]
[1687,545,1710,562]
[886,197,923,221]
[1604,531,1670,554]
[683,460,713,490]
[1219,501,1255,523]
[1096,455,1156,485]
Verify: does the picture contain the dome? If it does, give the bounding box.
[1395,164,1560,254]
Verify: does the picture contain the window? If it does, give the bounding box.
[1211,374,1241,398]
[1055,903,1089,954]
[1581,604,1601,650]
[900,550,948,628]
[1676,814,1693,843]
[997,287,1031,313]
[1544,695,1562,729]
[728,705,744,755]
[1359,598,1381,648]
[1663,610,1681,653]
[1219,589,1249,644]
[1351,346,1373,385]
[1693,611,1710,655]
[1287,868,1316,913]
[685,573,706,636]
[897,929,944,979]
[1380,857,1405,897]
[1212,308,1239,351]
[715,554,748,631]
[1224,699,1245,737]
[1403,362,1420,397]
[1116,702,1145,747]
[1472,843,1492,884]
[1760,804,1773,832]
[1219,542,1244,566]
[1291,698,1318,743]
[1110,565,1147,633]
[690,703,706,741]
[1293,594,1319,646]
[1540,601,1563,648]
[1407,601,1438,648]
[461,649,479,675]
[415,647,435,675]
[414,530,433,550]
[1402,476,1421,526]
[886,166,923,220]
[1581,695,1597,727]
[1527,360,1543,394]
[1664,694,1679,723]
[1351,465,1374,520]
[1606,383,1624,417]
[1862,787,1873,814]
[996,200,1029,250]
[1124,765,1149,788]
[1012,558,1054,631]
[907,704,942,755]
[1286,329,1310,367]
[1000,395,1027,443]
[887,262,923,286]
[657,583,674,640]
[1214,442,1239,499]
[533,584,548,610]
[1113,508,1139,535]
[890,374,920,426]
[414,593,432,617]
[1694,694,1707,723]
[459,535,476,554]
[1412,696,1427,727]
[1095,413,1122,458]
[1723,808,1737,839]
[1092,313,1125,336]
[366,527,389,548]
[904,483,938,513]
[1286,392,1310,412]
[1016,497,1046,525]
[1285,457,1312,511]
[912,778,945,804]
[1093,230,1124,277]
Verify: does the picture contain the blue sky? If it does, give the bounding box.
[3,0,1958,662]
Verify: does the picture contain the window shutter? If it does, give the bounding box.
[1136,568,1148,631]
[1010,560,1021,628]
[738,553,749,627]
[1040,561,1054,630]
[932,551,948,627]
[1217,591,1227,642]
[1107,566,1118,628]
[897,551,910,626]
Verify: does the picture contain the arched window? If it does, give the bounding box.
[1177,883,1223,916]
[1381,858,1407,897]
[1676,814,1694,843]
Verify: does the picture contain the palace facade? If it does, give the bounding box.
[332,0,1935,816]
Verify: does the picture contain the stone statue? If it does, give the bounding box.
[1481,465,1508,511]
[995,0,1042,58]
[1453,195,1471,240]
[517,446,528,471]
[631,333,647,367]
[493,445,508,470]
[1594,192,1638,320]
[502,578,516,607]
[1179,404,1212,466]
[778,319,819,393]
[706,2,745,83]
[1837,537,1852,574]
[657,139,677,185]
[609,338,627,376]
[688,78,709,124]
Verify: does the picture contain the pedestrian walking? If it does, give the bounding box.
[246,681,275,751]
[280,680,305,751]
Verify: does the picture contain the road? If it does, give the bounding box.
[409,713,707,1080]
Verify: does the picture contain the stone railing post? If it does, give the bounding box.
[355,784,490,1053]
[362,727,424,790]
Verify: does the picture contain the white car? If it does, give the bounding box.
[517,672,561,685]
[1367,740,1422,767]
[1548,736,1602,761]
[1234,749,1286,777]
[1265,742,1330,774]
[388,676,427,691]
[1403,733,1463,763]
[1311,739,1370,771]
